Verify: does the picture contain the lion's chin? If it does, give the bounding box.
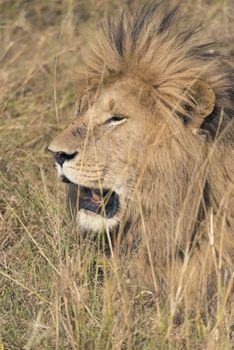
[78,209,119,233]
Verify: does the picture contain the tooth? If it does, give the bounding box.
[92,190,101,203]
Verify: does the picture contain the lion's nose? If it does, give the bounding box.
[52,151,77,166]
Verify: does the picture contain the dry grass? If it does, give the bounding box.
[0,0,233,349]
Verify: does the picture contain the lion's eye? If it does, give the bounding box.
[105,114,126,124]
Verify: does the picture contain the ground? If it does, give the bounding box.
[0,0,233,349]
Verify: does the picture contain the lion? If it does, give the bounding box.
[49,5,234,307]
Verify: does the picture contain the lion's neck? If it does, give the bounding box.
[121,157,209,258]
[121,141,233,263]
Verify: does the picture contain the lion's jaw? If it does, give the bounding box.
[54,157,129,233]
[53,161,121,232]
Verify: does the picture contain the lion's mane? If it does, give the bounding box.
[76,4,234,306]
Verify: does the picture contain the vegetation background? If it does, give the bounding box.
[0,0,233,349]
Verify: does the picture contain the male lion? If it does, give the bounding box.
[49,5,233,306]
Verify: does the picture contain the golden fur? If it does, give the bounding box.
[49,5,234,307]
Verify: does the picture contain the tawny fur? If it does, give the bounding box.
[49,5,234,308]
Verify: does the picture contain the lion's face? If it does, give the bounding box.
[49,78,157,232]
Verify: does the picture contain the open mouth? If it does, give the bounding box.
[61,175,119,218]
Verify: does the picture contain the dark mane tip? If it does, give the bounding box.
[158,4,179,34]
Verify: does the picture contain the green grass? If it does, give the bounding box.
[0,0,233,349]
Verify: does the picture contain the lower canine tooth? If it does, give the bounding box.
[92,190,101,203]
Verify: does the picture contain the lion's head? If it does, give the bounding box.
[49,5,233,282]
[49,77,159,233]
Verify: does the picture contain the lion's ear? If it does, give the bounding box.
[186,79,215,130]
